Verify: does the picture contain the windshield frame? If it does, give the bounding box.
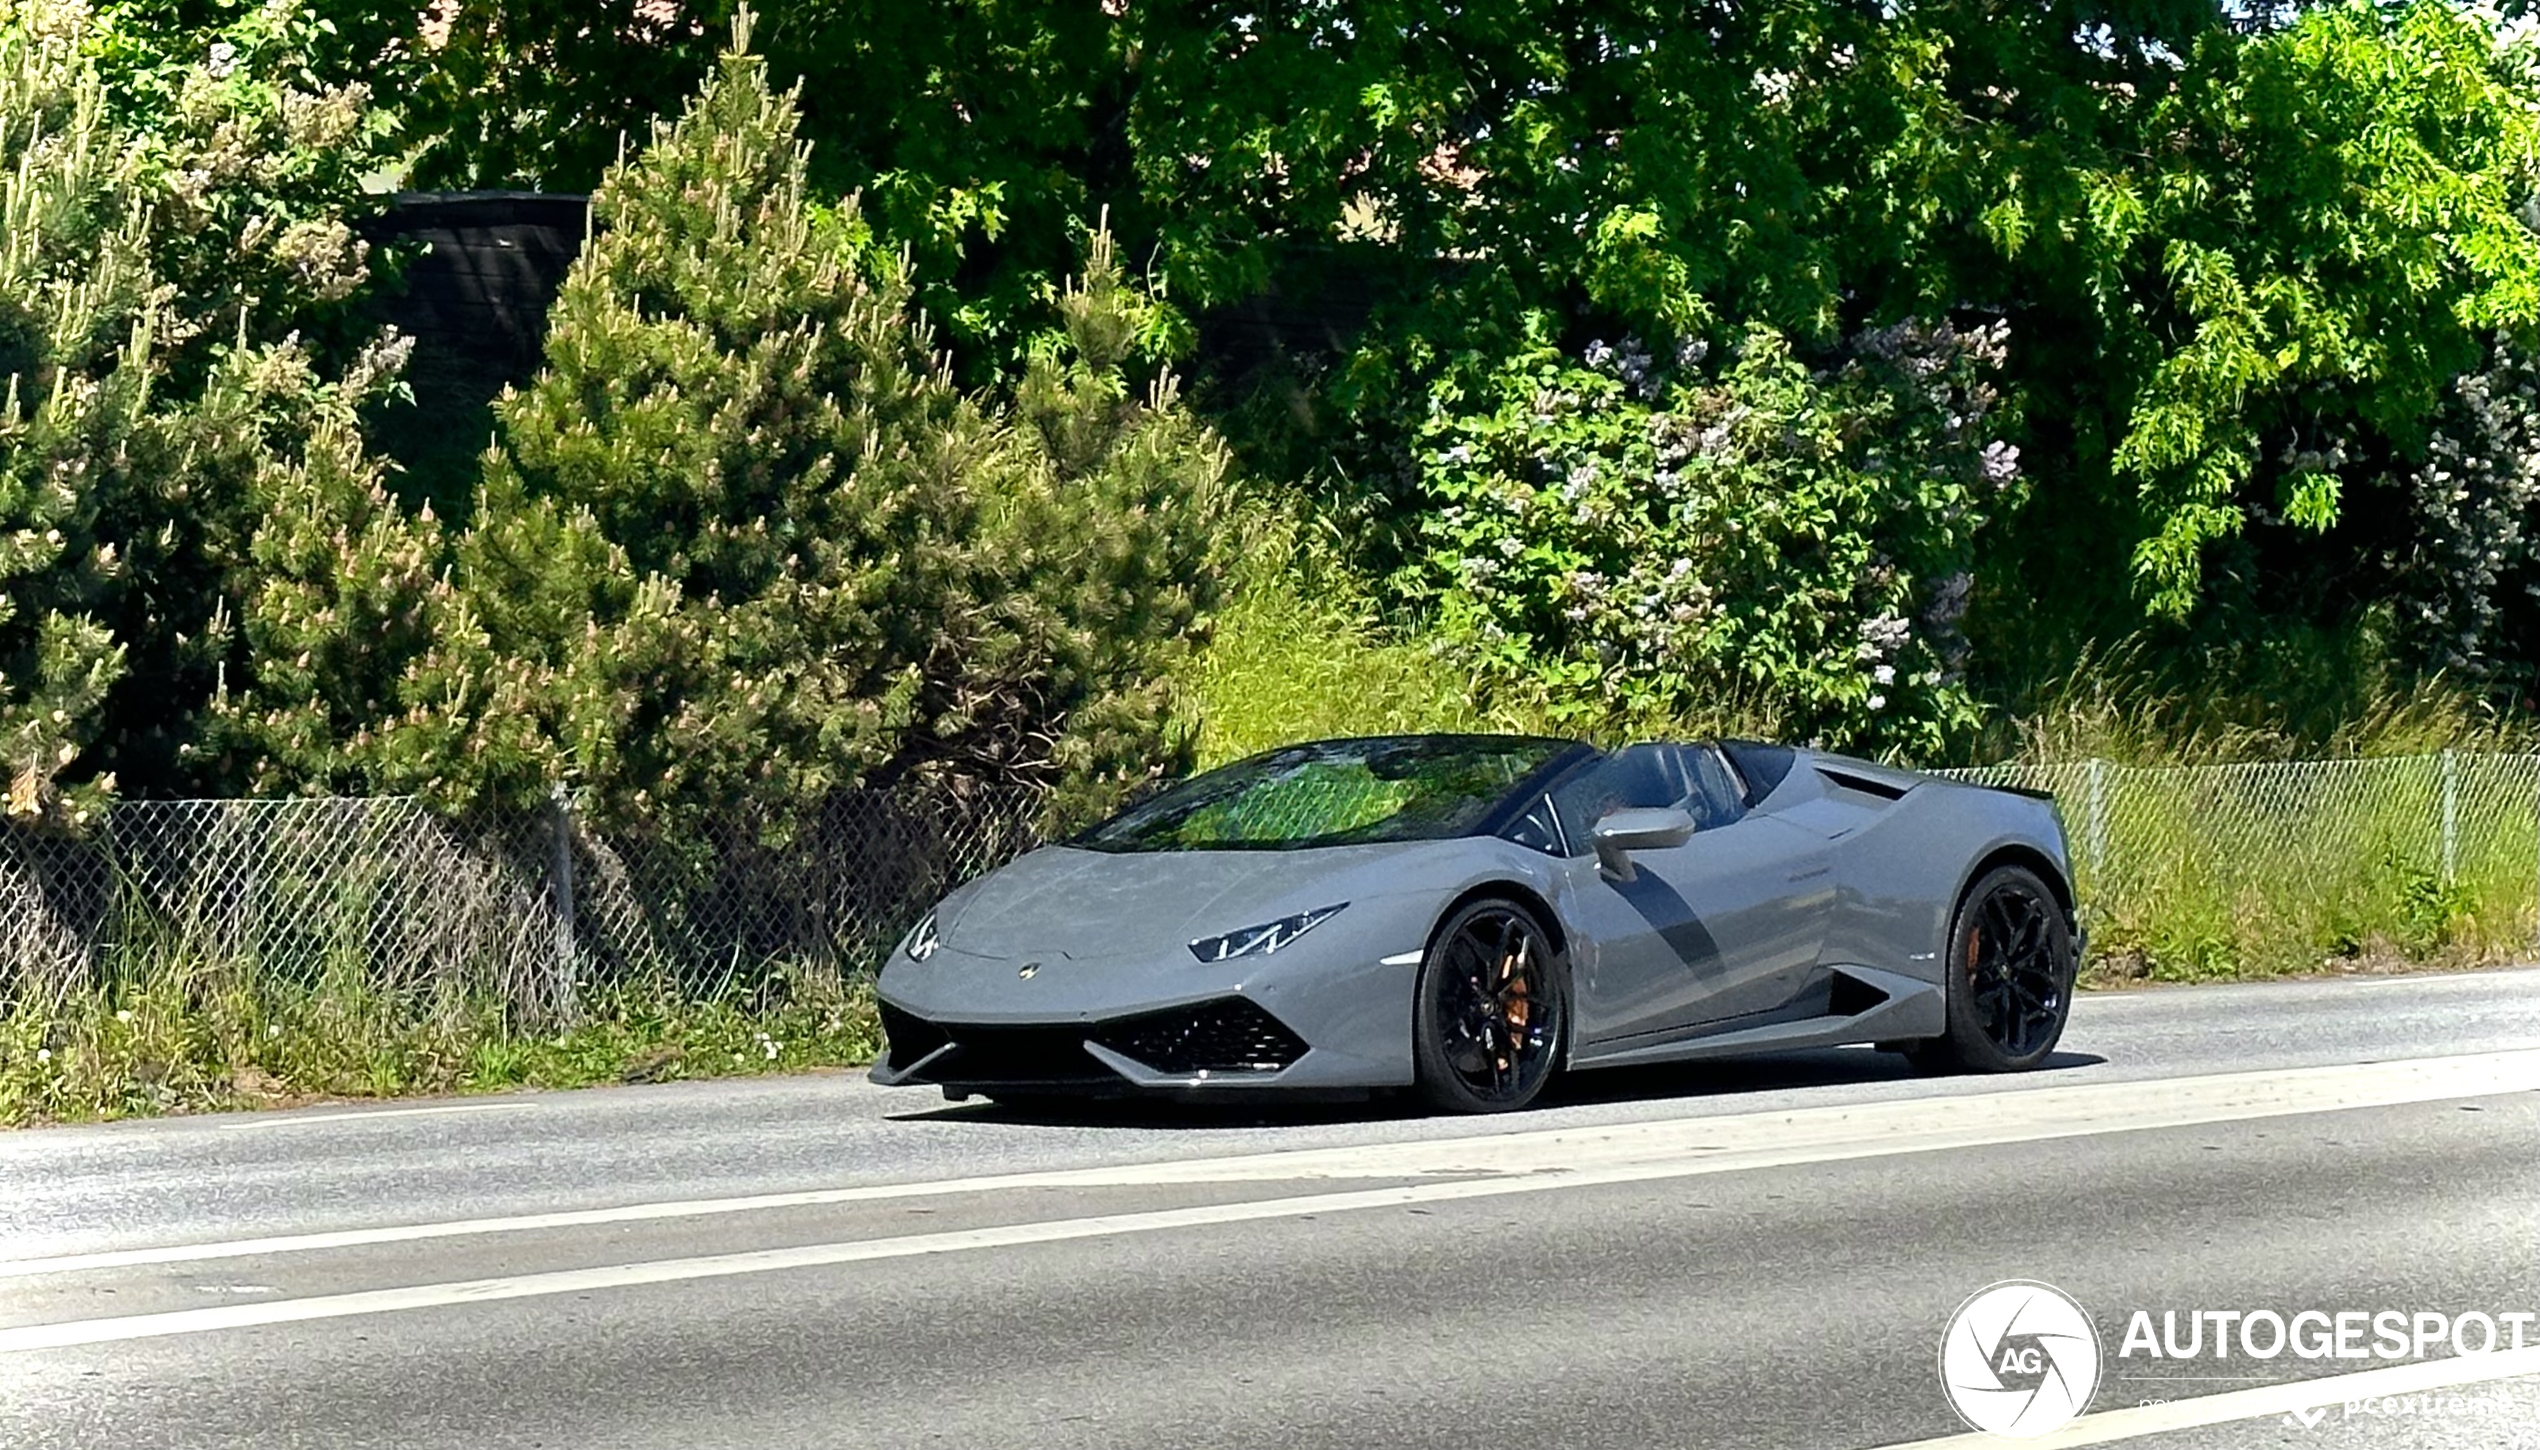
[1069,735,1594,854]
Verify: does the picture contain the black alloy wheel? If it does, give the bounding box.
[1413,899,1567,1113]
[1907,864,2076,1074]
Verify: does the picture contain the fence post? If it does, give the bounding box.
[2441,749,2459,887]
[548,783,580,1024]
[2084,757,2108,880]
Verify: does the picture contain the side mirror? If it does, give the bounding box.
[1592,806,1696,881]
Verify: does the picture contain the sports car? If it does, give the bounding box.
[870,734,2080,1113]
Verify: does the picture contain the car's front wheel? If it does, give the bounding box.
[1413,898,1568,1113]
[1907,863,2076,1074]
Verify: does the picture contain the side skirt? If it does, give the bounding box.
[1567,964,1944,1071]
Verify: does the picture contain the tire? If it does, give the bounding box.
[1412,898,1569,1113]
[1906,864,2076,1074]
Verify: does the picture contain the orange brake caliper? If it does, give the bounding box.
[1497,946,1532,1070]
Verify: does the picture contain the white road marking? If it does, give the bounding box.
[6,1049,2536,1283]
[1872,1347,2540,1447]
[220,1102,527,1129]
[0,1178,1648,1350]
[0,1051,2528,1351]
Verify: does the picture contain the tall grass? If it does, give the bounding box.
[1959,754,2538,983]
[1189,538,2540,770]
[1979,634,2538,767]
[1176,505,1554,766]
[0,939,883,1126]
[1964,639,2539,979]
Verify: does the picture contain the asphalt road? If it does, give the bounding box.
[3,967,2539,1449]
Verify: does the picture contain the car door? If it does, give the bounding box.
[1558,744,1835,1045]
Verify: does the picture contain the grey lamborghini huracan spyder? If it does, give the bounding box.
[871,735,2080,1113]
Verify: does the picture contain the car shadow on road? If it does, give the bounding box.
[886,1046,2108,1130]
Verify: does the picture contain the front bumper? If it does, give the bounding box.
[872,919,1426,1095]
[870,996,1336,1094]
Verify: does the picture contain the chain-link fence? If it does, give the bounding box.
[0,787,1045,1020]
[1941,752,2540,975]
[4,753,2534,1014]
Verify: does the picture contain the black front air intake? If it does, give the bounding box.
[1096,998,1310,1075]
[877,1001,950,1073]
[924,1024,1118,1087]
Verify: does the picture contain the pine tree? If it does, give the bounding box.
[0,2,159,822]
[0,0,400,815]
[930,227,1230,822]
[233,12,1230,830]
[210,339,443,794]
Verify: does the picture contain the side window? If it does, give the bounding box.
[1549,745,1690,854]
[1498,793,1565,856]
[1679,745,1749,831]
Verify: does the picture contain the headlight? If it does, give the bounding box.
[902,910,940,962]
[1188,903,1348,963]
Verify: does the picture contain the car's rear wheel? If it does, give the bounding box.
[1413,899,1567,1113]
[1908,864,2075,1074]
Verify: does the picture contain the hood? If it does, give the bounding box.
[940,843,1404,961]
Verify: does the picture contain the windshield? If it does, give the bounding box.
[1074,736,1574,852]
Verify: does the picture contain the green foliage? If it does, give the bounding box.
[1157,2,2540,736]
[105,3,2537,658]
[107,2,2540,628]
[2050,5,2540,615]
[226,22,1232,830]
[22,0,2540,841]
[88,0,395,366]
[243,0,1143,378]
[1403,320,2019,756]
[2374,332,2540,680]
[1126,1,1878,335]
[209,339,442,792]
[2391,855,2475,959]
[368,0,724,192]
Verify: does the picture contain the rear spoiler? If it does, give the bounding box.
[1976,781,2058,803]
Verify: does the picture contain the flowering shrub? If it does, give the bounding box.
[1406,317,2021,756]
[92,0,392,362]
[2382,334,2540,678]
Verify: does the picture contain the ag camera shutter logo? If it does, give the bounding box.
[1939,1280,2103,1437]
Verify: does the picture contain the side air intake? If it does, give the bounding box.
[1816,765,1911,801]
[1827,969,1893,1018]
